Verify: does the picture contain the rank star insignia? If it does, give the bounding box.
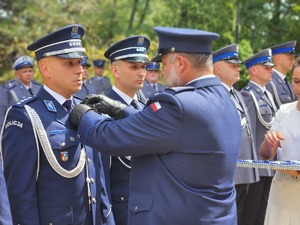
[60,151,69,162]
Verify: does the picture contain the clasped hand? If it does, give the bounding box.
[81,94,126,119]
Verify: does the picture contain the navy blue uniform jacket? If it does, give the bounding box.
[1,88,114,225]
[77,76,241,225]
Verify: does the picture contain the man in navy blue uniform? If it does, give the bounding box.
[0,158,13,225]
[71,27,242,225]
[6,55,42,103]
[266,41,297,108]
[100,35,150,225]
[1,24,114,225]
[141,62,167,98]
[239,49,277,225]
[86,59,112,95]
[213,44,259,225]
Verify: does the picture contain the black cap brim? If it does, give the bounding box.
[122,57,149,63]
[55,52,87,59]
[225,59,242,64]
[151,53,163,62]
[261,61,276,67]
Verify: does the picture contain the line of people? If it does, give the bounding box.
[0,23,298,225]
[212,41,297,225]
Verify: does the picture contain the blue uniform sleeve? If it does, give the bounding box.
[1,106,40,224]
[77,92,183,157]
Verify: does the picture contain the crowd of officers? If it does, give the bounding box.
[0,23,297,225]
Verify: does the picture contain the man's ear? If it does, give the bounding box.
[111,63,120,79]
[175,54,188,74]
[38,59,50,78]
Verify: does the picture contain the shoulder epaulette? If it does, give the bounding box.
[14,96,38,108]
[5,80,16,89]
[243,86,252,92]
[165,86,195,94]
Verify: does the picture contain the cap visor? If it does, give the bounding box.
[262,62,276,67]
[225,59,242,64]
[123,57,149,63]
[55,52,87,59]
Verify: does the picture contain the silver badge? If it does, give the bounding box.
[44,100,56,112]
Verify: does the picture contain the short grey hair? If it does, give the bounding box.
[168,52,213,71]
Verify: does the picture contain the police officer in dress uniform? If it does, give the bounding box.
[1,24,114,225]
[6,55,42,103]
[141,62,167,98]
[75,56,92,99]
[99,35,150,225]
[0,85,14,129]
[86,59,112,95]
[212,44,260,225]
[239,49,277,225]
[0,158,13,225]
[71,26,242,225]
[266,41,297,108]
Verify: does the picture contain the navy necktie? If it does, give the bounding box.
[153,84,157,91]
[130,100,139,110]
[63,100,72,113]
[284,77,293,96]
[28,88,34,95]
[230,89,237,100]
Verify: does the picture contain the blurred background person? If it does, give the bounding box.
[213,44,259,225]
[75,56,92,99]
[266,41,297,108]
[240,49,277,225]
[86,58,112,94]
[141,62,166,98]
[0,85,13,129]
[6,55,42,103]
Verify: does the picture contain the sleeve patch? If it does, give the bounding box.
[5,120,23,130]
[150,102,162,112]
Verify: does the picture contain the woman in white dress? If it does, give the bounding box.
[260,58,300,225]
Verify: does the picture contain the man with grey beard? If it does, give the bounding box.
[70,26,242,225]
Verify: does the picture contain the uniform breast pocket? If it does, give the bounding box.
[39,207,73,225]
[129,192,153,213]
[259,104,273,120]
[48,130,80,150]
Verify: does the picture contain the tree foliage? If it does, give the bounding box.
[0,0,299,89]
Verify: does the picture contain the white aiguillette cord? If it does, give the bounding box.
[24,105,86,178]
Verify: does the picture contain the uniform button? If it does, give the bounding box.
[90,178,94,184]
[49,223,53,225]
[88,158,91,164]
[134,206,138,211]
[70,136,75,142]
[86,178,91,183]
[120,197,124,201]
[61,142,66,147]
[92,198,96,204]
[77,134,81,138]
